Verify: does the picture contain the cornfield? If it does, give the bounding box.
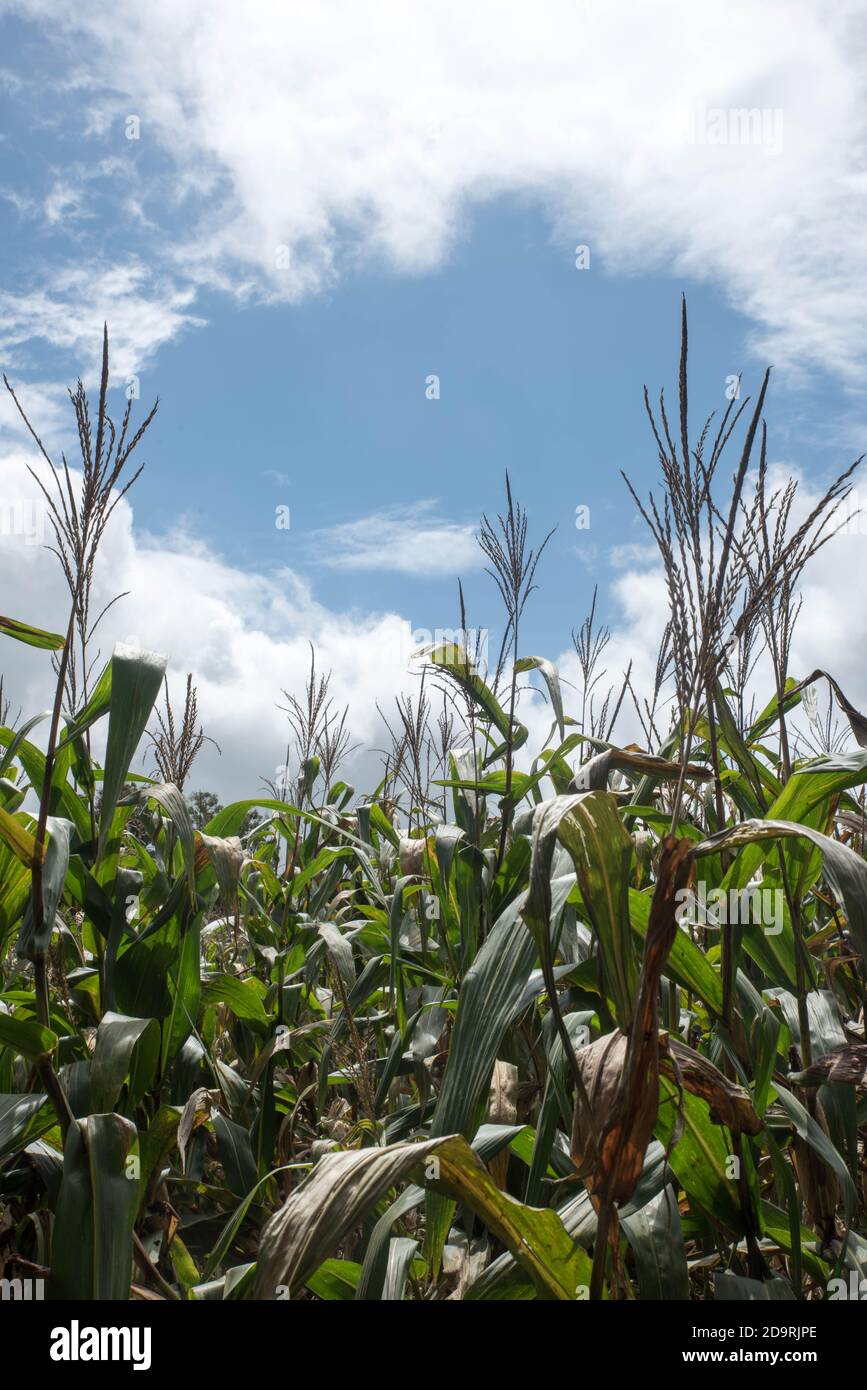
[1,309,866,1309]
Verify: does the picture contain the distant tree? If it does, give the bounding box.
[187,789,222,829]
[187,789,262,839]
[240,807,264,839]
[95,782,153,843]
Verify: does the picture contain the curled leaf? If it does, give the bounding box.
[660,1037,762,1135]
[570,834,693,1206]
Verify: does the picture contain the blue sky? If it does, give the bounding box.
[111,217,754,649]
[2,1,866,797]
[1,175,852,659]
[111,221,857,667]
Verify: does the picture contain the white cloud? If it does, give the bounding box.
[309,501,481,576]
[4,0,867,382]
[44,180,86,226]
[3,2,867,799]
[0,261,203,383]
[3,442,867,801]
[0,449,431,802]
[608,542,661,571]
[41,157,128,228]
[0,379,73,453]
[552,461,867,753]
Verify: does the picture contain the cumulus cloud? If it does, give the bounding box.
[4,0,867,382]
[0,449,426,802]
[5,435,865,805]
[3,2,867,800]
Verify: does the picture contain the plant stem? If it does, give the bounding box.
[776,844,813,1070]
[35,1053,74,1140]
[590,1199,612,1300]
[28,604,78,1133]
[705,681,734,1036]
[30,605,77,1029]
[496,615,519,873]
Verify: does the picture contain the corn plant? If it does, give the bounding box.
[1,311,866,1303]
